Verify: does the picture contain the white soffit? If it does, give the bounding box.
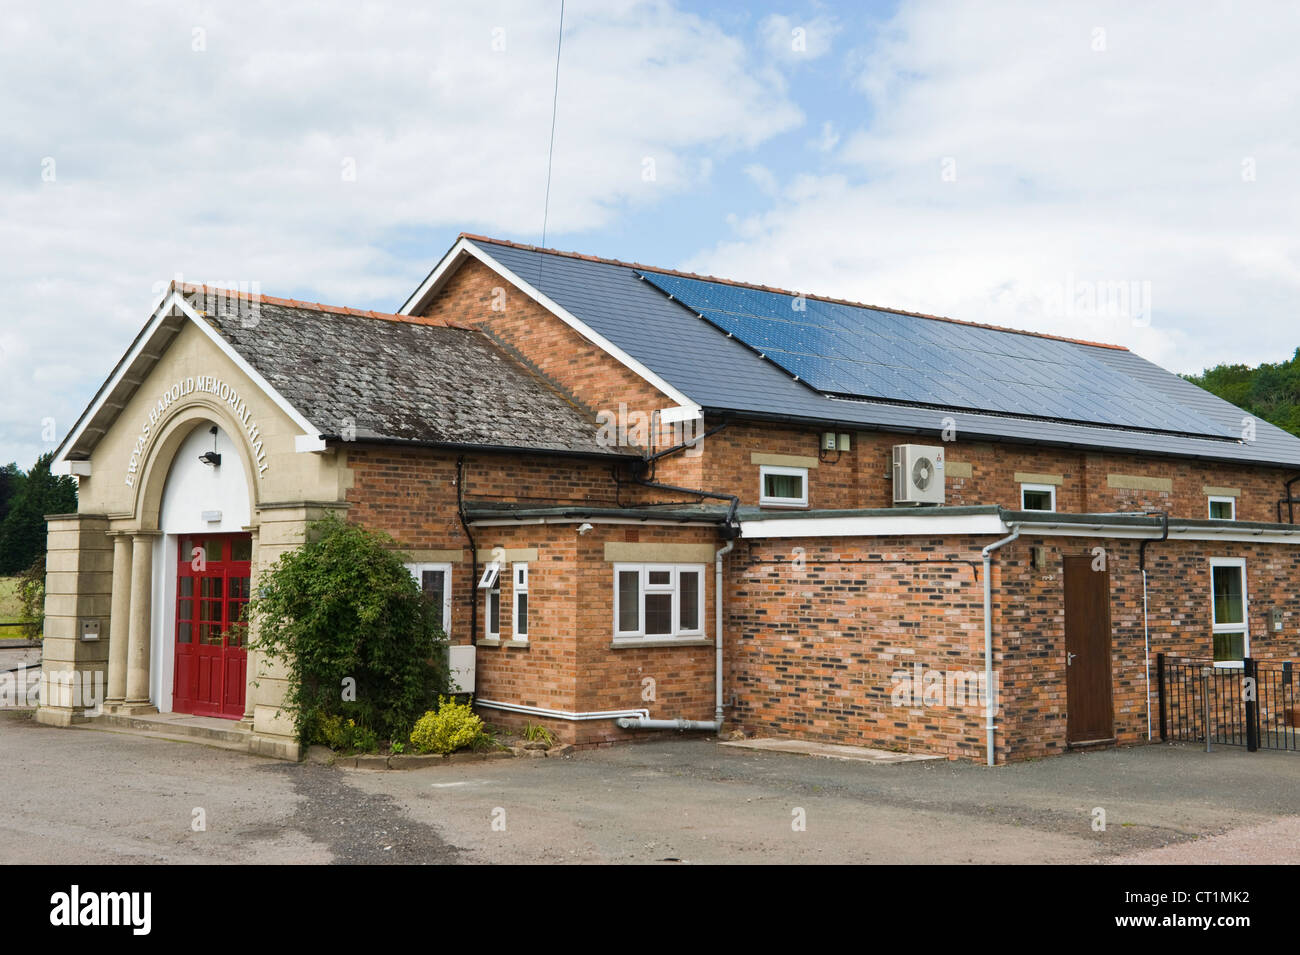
[740,513,1008,539]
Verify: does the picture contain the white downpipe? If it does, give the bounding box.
[618,537,734,734]
[713,538,734,725]
[476,700,650,721]
[1142,569,1152,741]
[981,524,1021,768]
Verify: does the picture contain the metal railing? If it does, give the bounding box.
[1158,653,1298,752]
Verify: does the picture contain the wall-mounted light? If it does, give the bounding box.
[199,425,221,466]
[577,522,594,535]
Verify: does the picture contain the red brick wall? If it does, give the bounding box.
[341,442,720,746]
[418,258,703,489]
[997,534,1300,760]
[696,418,1290,521]
[342,442,655,645]
[726,530,1300,763]
[571,523,719,746]
[725,535,989,760]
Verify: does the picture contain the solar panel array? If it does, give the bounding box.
[637,271,1231,437]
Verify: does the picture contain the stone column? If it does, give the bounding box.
[240,525,259,725]
[105,533,133,706]
[124,532,157,710]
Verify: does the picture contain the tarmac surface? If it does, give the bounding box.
[3,708,1298,864]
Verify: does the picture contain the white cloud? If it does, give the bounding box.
[0,0,802,466]
[691,0,1300,377]
[743,163,780,196]
[812,120,840,152]
[759,13,839,62]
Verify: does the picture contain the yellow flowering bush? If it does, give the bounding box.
[409,696,488,754]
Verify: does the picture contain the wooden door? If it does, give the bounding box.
[173,533,251,719]
[1063,554,1115,744]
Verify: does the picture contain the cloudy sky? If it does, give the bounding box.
[3,0,1298,469]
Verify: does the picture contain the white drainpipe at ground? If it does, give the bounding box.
[476,701,650,721]
[617,537,734,733]
[981,524,1022,767]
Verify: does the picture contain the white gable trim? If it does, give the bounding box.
[53,289,325,472]
[399,237,701,417]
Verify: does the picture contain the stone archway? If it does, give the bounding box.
[104,399,262,718]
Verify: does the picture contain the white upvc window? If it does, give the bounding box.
[1020,483,1056,512]
[1210,557,1249,667]
[760,465,808,507]
[512,563,529,641]
[478,560,501,641]
[613,563,706,640]
[1208,496,1236,520]
[406,562,452,636]
[477,560,501,590]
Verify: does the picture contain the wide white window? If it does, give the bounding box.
[406,562,452,636]
[1210,558,1249,666]
[760,465,808,507]
[613,564,706,640]
[1020,483,1056,512]
[512,563,529,640]
[1208,496,1236,520]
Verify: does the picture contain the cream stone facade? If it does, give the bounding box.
[41,291,354,759]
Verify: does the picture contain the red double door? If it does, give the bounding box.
[173,533,251,719]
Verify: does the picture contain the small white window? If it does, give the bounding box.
[405,562,452,636]
[1210,558,1249,667]
[613,564,706,640]
[485,582,500,641]
[512,563,529,640]
[477,561,500,590]
[1208,496,1236,520]
[1020,483,1056,512]
[760,465,808,507]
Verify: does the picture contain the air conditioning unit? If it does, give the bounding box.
[893,444,946,506]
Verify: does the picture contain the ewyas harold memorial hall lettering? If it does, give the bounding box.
[124,374,270,486]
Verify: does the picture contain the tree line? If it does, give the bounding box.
[0,453,78,575]
[1183,347,1300,439]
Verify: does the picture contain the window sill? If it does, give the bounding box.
[476,639,501,647]
[758,502,808,509]
[610,638,713,649]
[502,639,529,649]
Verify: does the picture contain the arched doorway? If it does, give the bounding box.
[152,421,253,717]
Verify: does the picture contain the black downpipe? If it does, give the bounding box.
[456,456,478,644]
[1281,474,1300,524]
[631,417,740,537]
[631,471,740,537]
[1138,510,1169,572]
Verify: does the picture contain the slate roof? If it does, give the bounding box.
[190,286,624,457]
[446,237,1300,469]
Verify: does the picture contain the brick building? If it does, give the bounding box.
[41,234,1300,763]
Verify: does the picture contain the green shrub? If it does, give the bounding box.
[16,556,45,641]
[409,696,488,754]
[523,722,556,746]
[249,514,448,745]
[312,714,380,754]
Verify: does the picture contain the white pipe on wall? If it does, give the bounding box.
[475,700,650,721]
[618,536,734,734]
[1142,569,1152,741]
[981,524,1021,768]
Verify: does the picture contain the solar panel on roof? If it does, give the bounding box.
[637,270,1232,437]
